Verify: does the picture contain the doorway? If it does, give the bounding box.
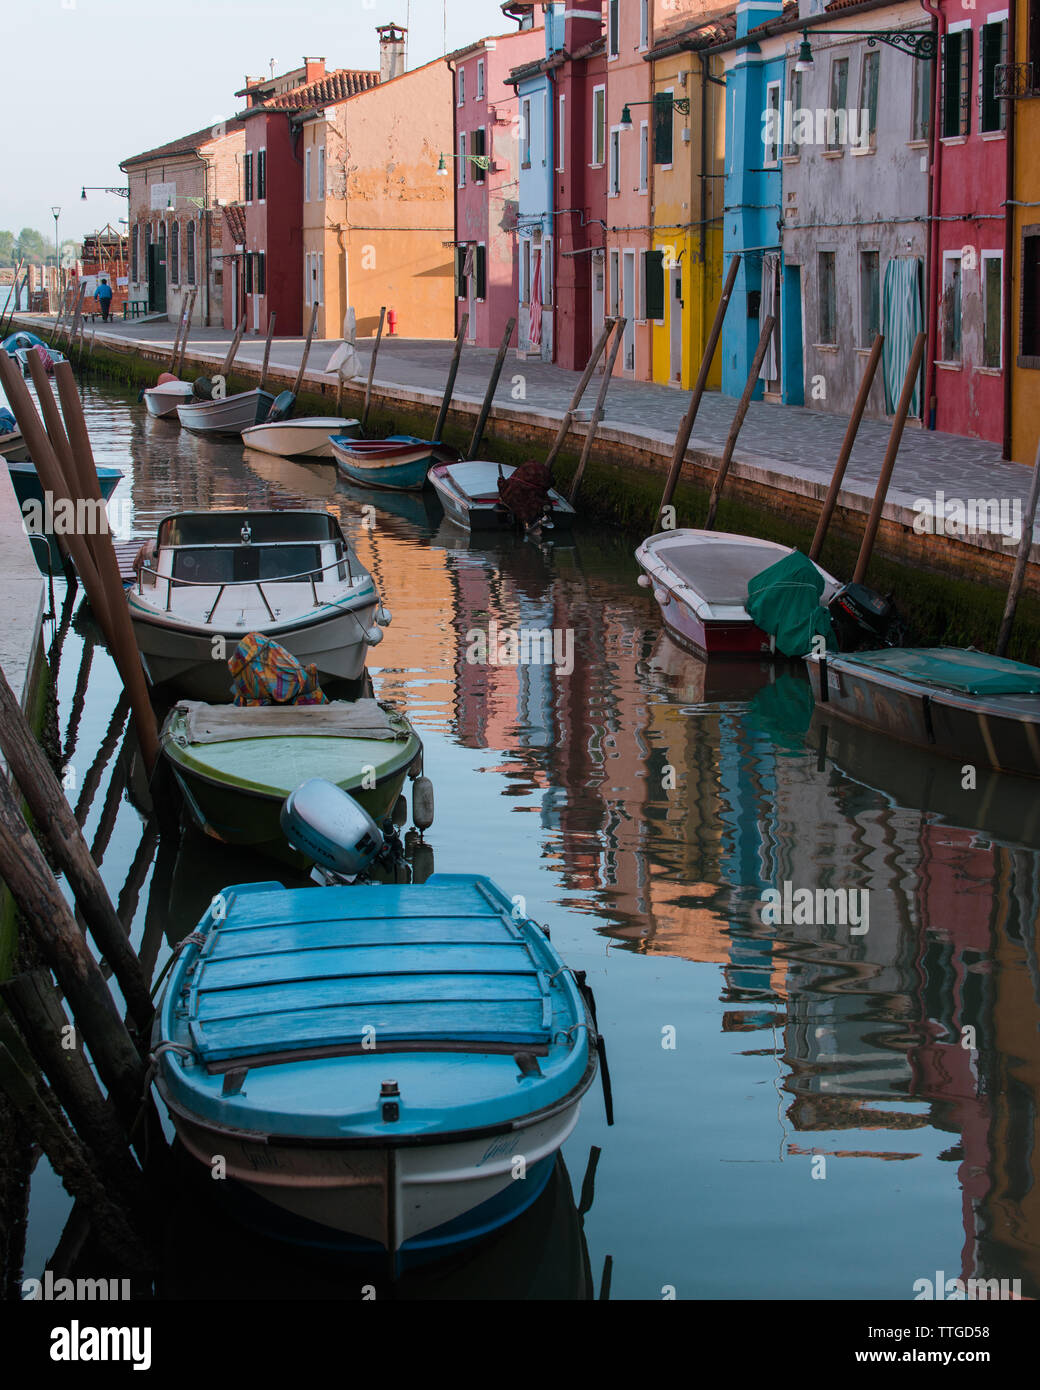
[622,250,635,371]
[148,234,167,313]
[591,252,605,360]
[669,265,683,383]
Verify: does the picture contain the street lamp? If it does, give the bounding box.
[436,152,491,176]
[51,206,60,292]
[81,186,130,199]
[792,27,938,68]
[618,96,691,132]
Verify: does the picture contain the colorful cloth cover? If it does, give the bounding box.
[228,632,328,706]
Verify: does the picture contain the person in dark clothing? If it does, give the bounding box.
[96,278,113,321]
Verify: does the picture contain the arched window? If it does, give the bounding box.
[171,222,180,284]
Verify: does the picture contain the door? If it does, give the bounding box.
[231,259,239,330]
[253,273,261,333]
[154,225,168,314]
[467,258,476,341]
[760,252,781,395]
[669,265,683,383]
[622,251,635,372]
[591,252,605,364]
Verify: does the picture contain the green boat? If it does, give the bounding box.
[161,698,423,865]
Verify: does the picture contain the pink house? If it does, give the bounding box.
[446,23,544,350]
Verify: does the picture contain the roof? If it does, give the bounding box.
[263,68,379,109]
[122,117,246,167]
[647,5,738,58]
[507,34,605,85]
[223,203,247,245]
[748,0,798,35]
[444,26,543,63]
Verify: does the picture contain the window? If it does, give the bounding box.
[645,249,665,321]
[785,68,802,156]
[827,59,848,150]
[131,227,139,282]
[244,151,254,202]
[592,86,606,165]
[251,251,266,297]
[859,51,879,149]
[310,254,319,305]
[982,251,1002,367]
[981,19,1008,132]
[304,254,311,306]
[318,146,325,199]
[609,127,621,196]
[477,59,485,100]
[455,245,468,299]
[520,240,530,304]
[459,133,467,187]
[144,225,151,284]
[941,253,962,360]
[171,222,179,284]
[305,149,312,202]
[473,128,486,183]
[476,244,487,300]
[1021,227,1040,360]
[257,148,267,200]
[245,252,253,295]
[458,67,465,105]
[764,81,781,165]
[521,97,532,166]
[818,251,837,344]
[942,27,972,137]
[859,250,880,346]
[609,249,620,315]
[316,253,322,305]
[639,120,649,192]
[640,0,649,52]
[558,94,565,171]
[186,222,196,285]
[653,91,673,165]
[543,237,553,307]
[609,0,619,58]
[911,52,931,141]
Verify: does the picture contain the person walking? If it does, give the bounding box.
[96,277,113,322]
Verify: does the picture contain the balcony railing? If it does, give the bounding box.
[995,62,1039,98]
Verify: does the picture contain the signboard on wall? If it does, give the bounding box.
[150,182,176,211]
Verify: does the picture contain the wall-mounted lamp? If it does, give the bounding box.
[619,97,691,133]
[436,152,492,176]
[792,27,938,69]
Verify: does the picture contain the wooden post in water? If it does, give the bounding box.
[221,315,247,379]
[1,268,28,337]
[258,310,277,392]
[852,330,927,585]
[468,316,516,460]
[658,254,741,526]
[569,318,626,505]
[810,335,884,561]
[996,436,1040,657]
[65,282,87,353]
[362,306,386,432]
[704,313,776,531]
[433,314,469,444]
[174,288,197,377]
[291,302,320,397]
[0,1014,152,1271]
[544,318,615,476]
[0,664,155,1031]
[1,259,24,335]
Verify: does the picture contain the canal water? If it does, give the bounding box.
[13,375,1040,1300]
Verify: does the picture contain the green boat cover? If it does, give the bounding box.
[744,550,835,658]
[841,647,1040,696]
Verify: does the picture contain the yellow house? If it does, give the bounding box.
[647,8,734,390]
[1009,0,1040,465]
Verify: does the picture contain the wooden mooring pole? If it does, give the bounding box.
[1,259,25,335]
[468,316,515,460]
[291,302,320,397]
[544,318,615,476]
[65,283,87,353]
[569,317,626,505]
[658,253,740,526]
[362,307,386,432]
[704,312,775,531]
[809,334,884,562]
[258,310,277,392]
[175,288,197,377]
[433,313,469,444]
[221,316,247,379]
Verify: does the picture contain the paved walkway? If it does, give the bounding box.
[12,313,1038,555]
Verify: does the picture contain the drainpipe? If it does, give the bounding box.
[446,57,459,337]
[1002,1,1015,459]
[700,50,710,386]
[920,0,943,429]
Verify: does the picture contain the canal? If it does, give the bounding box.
[12,374,1040,1300]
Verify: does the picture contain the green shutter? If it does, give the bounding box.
[476,245,487,300]
[455,247,464,298]
[645,250,664,320]
[653,92,673,165]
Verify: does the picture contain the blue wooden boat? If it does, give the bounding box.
[9,460,123,573]
[153,785,605,1267]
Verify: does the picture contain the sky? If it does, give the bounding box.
[2,0,520,244]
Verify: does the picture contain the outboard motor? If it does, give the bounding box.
[828,583,907,651]
[264,390,296,424]
[193,376,214,400]
[280,779,405,885]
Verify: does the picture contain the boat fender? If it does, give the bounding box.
[364,624,384,646]
[412,776,434,831]
[653,588,669,608]
[375,604,392,627]
[411,842,435,883]
[391,794,408,828]
[380,1080,400,1124]
[636,574,650,588]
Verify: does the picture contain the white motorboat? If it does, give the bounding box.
[429,460,576,531]
[241,416,362,459]
[128,509,390,700]
[143,377,196,418]
[176,389,275,436]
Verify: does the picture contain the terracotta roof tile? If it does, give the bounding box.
[223,203,247,244]
[264,69,380,109]
[122,118,245,167]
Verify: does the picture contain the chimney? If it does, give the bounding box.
[304,56,326,84]
[376,22,407,83]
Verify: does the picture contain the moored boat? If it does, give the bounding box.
[9,460,124,574]
[806,646,1040,779]
[176,388,275,436]
[429,460,576,531]
[330,434,455,491]
[160,697,423,864]
[0,429,29,463]
[635,529,841,658]
[127,509,389,700]
[242,416,362,459]
[143,376,195,418]
[152,785,605,1266]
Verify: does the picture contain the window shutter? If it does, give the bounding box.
[645,250,664,321]
[257,252,266,296]
[455,246,465,298]
[653,92,673,165]
[476,245,487,300]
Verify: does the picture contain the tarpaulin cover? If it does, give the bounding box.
[842,646,1040,696]
[0,408,16,434]
[498,460,554,526]
[744,550,835,658]
[228,632,328,706]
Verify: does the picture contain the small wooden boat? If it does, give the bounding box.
[10,461,124,574]
[176,389,275,436]
[242,417,362,459]
[635,529,840,658]
[2,331,63,373]
[143,375,195,418]
[152,790,604,1265]
[0,429,29,463]
[127,509,389,700]
[161,698,422,864]
[429,460,576,531]
[807,646,1040,779]
[330,435,449,492]
[14,344,66,374]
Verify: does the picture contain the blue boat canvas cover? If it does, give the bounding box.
[842,647,1040,697]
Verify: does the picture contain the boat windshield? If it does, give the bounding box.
[171,544,336,585]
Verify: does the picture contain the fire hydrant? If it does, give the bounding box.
[386,307,397,336]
